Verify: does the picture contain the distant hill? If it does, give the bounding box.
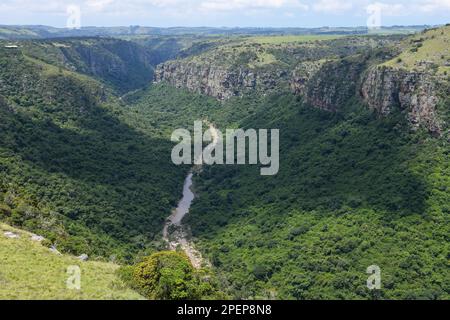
[0,25,431,40]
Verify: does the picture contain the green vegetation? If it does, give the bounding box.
[0,45,186,260]
[246,35,343,45]
[0,223,143,300]
[122,77,449,299]
[184,91,449,300]
[119,251,223,300]
[383,25,450,75]
[15,38,156,93]
[0,27,448,300]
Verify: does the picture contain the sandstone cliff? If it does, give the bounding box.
[291,57,368,112]
[361,66,443,134]
[155,60,287,100]
[153,30,447,134]
[154,36,397,100]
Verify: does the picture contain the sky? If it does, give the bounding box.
[0,0,449,28]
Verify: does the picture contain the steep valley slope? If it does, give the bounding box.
[151,27,449,299]
[0,42,188,260]
[0,28,448,300]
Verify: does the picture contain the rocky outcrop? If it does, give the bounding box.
[155,61,287,100]
[361,66,442,134]
[63,39,155,93]
[290,57,444,134]
[155,43,444,135]
[290,61,325,96]
[291,57,368,111]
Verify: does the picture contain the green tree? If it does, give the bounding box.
[132,251,211,300]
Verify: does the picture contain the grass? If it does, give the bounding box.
[248,52,278,68]
[0,224,144,300]
[383,26,450,75]
[23,54,103,86]
[245,35,343,45]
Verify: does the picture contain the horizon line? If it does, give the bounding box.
[0,24,441,29]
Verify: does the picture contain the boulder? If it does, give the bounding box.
[4,231,20,239]
[31,234,45,242]
[78,254,89,261]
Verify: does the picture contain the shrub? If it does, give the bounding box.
[0,204,12,218]
[128,251,225,300]
[132,251,193,299]
[253,264,271,280]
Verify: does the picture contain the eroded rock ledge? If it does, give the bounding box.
[155,61,286,100]
[155,57,445,135]
[361,66,443,135]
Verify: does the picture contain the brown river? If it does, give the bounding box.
[162,122,219,268]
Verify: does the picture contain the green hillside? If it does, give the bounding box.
[127,82,449,299]
[0,45,187,260]
[187,92,449,299]
[0,27,448,300]
[384,25,450,75]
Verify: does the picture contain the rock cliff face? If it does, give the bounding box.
[361,66,442,134]
[61,39,155,93]
[154,37,395,100]
[155,61,286,100]
[154,33,446,134]
[291,57,368,111]
[290,61,324,96]
[290,57,444,134]
[21,39,155,93]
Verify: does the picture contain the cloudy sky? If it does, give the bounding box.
[0,0,449,27]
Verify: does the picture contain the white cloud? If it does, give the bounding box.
[0,0,66,13]
[313,0,353,13]
[0,0,449,26]
[366,2,407,17]
[363,0,450,17]
[415,0,450,12]
[85,0,114,11]
[199,0,308,11]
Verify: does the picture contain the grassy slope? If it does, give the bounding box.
[383,25,450,75]
[0,224,143,300]
[183,35,396,68]
[245,35,343,44]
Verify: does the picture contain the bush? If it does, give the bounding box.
[129,251,223,300]
[117,265,135,286]
[132,251,194,299]
[253,264,271,280]
[0,204,12,218]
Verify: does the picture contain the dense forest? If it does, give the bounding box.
[0,45,187,259]
[0,26,448,300]
[124,82,449,299]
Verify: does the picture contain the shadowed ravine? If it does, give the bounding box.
[163,122,219,268]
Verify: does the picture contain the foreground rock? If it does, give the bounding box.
[4,231,20,239]
[77,254,89,261]
[30,234,45,242]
